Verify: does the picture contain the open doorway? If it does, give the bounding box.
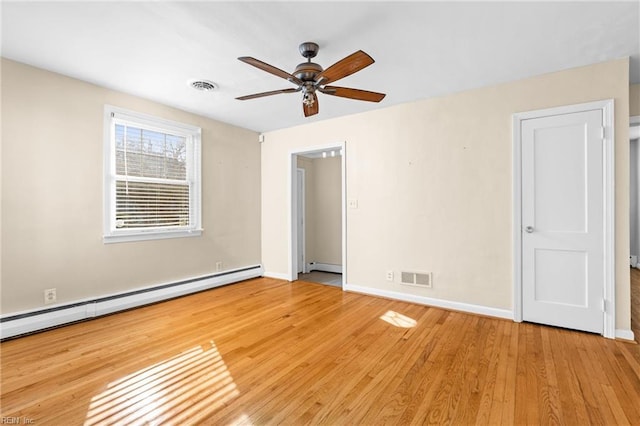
[290,143,346,289]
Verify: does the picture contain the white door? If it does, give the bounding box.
[521,109,604,333]
[296,168,305,274]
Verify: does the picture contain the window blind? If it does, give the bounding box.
[114,123,191,230]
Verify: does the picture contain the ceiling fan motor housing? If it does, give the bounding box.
[295,42,323,81]
[294,61,323,81]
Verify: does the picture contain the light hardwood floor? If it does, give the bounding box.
[2,277,640,425]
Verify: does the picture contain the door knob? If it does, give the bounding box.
[525,226,534,233]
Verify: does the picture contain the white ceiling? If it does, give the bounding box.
[2,1,639,133]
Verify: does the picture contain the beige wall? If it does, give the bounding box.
[262,58,631,331]
[1,59,261,314]
[631,84,640,116]
[296,156,342,266]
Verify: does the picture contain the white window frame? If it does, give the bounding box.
[103,105,202,243]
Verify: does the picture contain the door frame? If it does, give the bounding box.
[296,168,307,273]
[512,99,615,338]
[631,116,640,269]
[288,142,347,288]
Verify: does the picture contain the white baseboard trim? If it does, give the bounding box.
[1,264,263,340]
[615,329,636,341]
[263,271,290,281]
[307,263,342,274]
[344,284,513,320]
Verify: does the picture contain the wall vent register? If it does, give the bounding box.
[400,271,433,288]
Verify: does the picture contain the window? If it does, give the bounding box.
[104,106,202,243]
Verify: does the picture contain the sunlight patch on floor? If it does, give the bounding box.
[380,310,417,328]
[85,341,239,425]
[229,413,254,425]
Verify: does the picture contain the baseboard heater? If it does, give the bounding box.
[306,262,342,274]
[0,264,263,340]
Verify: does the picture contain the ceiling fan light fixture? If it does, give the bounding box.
[302,90,316,107]
[188,79,218,92]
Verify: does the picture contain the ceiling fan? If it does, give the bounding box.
[236,42,386,117]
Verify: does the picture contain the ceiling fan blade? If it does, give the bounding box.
[303,93,319,117]
[319,86,386,102]
[315,50,375,85]
[236,88,300,101]
[238,57,303,86]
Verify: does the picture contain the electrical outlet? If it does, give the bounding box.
[44,288,57,305]
[348,199,358,209]
[216,261,223,272]
[386,270,394,281]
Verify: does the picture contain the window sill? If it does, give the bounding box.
[103,229,203,244]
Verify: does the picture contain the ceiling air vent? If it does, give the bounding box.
[401,271,432,288]
[188,79,218,92]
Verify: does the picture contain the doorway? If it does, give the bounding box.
[289,143,346,289]
[513,100,615,337]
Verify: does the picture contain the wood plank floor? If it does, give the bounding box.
[2,277,640,425]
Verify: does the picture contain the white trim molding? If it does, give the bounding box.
[296,168,307,274]
[263,271,291,281]
[1,265,263,340]
[615,329,636,341]
[344,284,513,320]
[512,99,615,338]
[631,117,640,272]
